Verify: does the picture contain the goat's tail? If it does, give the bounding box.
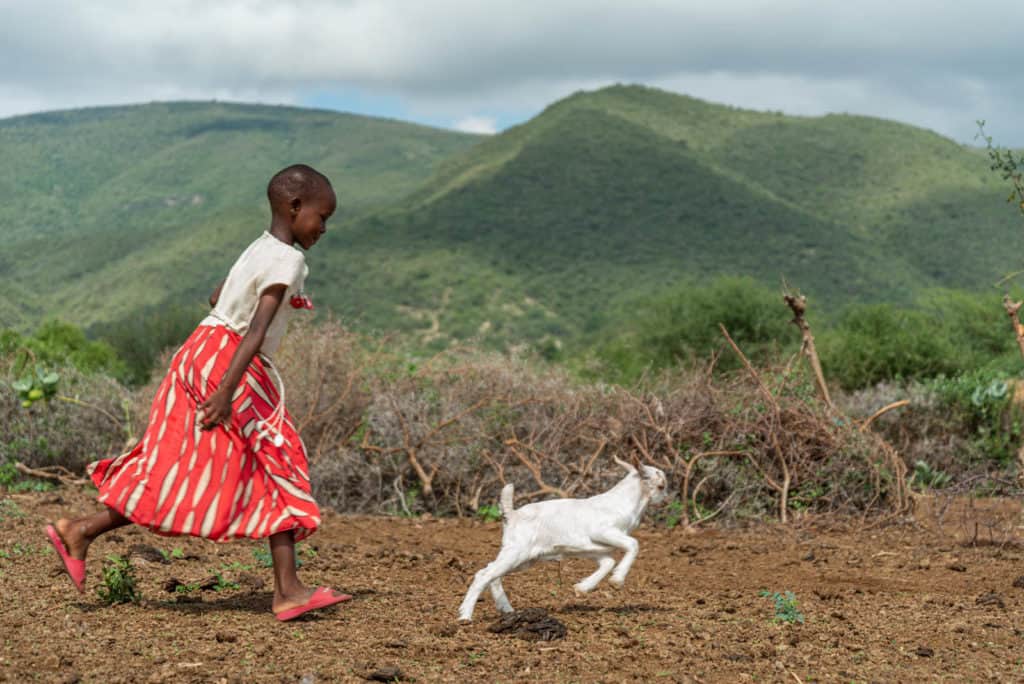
[499,483,515,520]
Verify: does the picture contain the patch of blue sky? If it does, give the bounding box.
[300,89,524,134]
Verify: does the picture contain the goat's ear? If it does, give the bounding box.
[630,451,647,478]
[612,454,637,475]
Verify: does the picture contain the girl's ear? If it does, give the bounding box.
[290,197,301,216]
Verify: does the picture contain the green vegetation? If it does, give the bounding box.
[97,555,141,605]
[0,100,479,342]
[761,590,805,624]
[476,504,502,523]
[209,571,240,592]
[925,368,1023,464]
[159,547,185,562]
[587,276,796,382]
[252,547,273,568]
[251,542,314,569]
[910,461,952,491]
[3,86,1023,376]
[321,84,1023,357]
[658,499,685,529]
[0,499,24,522]
[582,276,1023,387]
[2,322,126,382]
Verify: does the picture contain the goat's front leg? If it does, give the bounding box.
[592,530,639,588]
[573,555,616,596]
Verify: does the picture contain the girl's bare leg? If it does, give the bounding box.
[269,530,346,614]
[54,507,131,560]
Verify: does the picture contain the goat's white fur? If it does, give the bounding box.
[458,455,668,622]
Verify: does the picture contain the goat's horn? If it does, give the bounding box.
[613,454,636,474]
[630,450,644,473]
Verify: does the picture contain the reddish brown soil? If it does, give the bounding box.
[3,488,1024,683]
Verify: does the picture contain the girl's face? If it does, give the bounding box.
[291,187,337,250]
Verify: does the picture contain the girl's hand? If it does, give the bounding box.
[198,388,232,430]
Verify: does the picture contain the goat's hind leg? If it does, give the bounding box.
[573,555,616,596]
[488,578,514,614]
[458,549,524,622]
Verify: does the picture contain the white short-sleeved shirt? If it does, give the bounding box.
[200,232,308,357]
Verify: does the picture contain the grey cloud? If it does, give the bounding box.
[1,0,1023,143]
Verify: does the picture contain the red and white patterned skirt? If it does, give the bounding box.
[88,324,320,541]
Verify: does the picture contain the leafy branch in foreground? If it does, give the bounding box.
[977,120,1024,216]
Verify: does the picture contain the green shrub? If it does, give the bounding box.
[916,288,1017,367]
[2,321,127,382]
[590,276,795,383]
[926,369,1022,464]
[821,304,958,389]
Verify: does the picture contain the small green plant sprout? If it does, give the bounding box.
[159,547,185,562]
[0,499,25,522]
[174,581,201,594]
[761,590,805,624]
[11,365,60,408]
[221,560,253,572]
[253,544,313,568]
[476,504,502,523]
[252,547,273,568]
[910,460,951,491]
[97,555,141,605]
[0,543,32,560]
[210,572,240,592]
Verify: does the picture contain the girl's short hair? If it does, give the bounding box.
[267,164,332,210]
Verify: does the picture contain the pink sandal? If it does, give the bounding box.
[274,586,352,622]
[46,524,86,593]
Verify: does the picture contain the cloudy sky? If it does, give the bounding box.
[2,0,1023,144]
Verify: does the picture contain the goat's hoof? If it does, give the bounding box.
[573,586,588,598]
[609,577,625,589]
[456,617,473,625]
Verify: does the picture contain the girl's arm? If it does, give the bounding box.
[209,279,226,307]
[198,284,286,430]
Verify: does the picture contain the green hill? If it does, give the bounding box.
[317,85,1022,350]
[3,86,1022,362]
[0,102,480,329]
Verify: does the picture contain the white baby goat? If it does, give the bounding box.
[458,454,668,622]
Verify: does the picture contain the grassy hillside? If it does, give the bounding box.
[3,86,1022,364]
[0,102,480,329]
[318,85,1022,351]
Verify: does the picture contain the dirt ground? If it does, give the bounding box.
[3,488,1024,683]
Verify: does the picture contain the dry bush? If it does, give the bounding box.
[272,320,909,524]
[1,320,911,526]
[839,380,1018,488]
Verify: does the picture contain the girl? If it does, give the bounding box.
[46,164,350,621]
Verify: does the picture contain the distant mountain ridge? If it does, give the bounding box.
[2,86,1020,356]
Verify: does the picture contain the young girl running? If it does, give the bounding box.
[46,164,350,621]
